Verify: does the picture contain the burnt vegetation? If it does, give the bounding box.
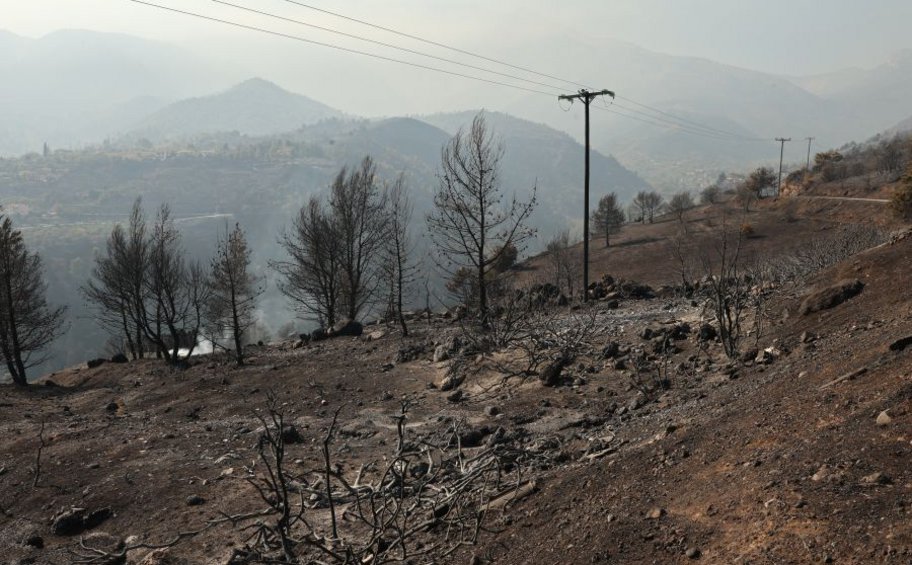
[4,112,912,564]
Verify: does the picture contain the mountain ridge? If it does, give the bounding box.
[129,78,344,140]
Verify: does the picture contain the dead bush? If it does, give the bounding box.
[228,396,527,564]
[761,224,887,284]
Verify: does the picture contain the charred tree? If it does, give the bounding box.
[426,113,536,328]
[0,213,66,385]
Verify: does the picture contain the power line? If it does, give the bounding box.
[278,0,589,92]
[128,0,560,97]
[278,0,775,142]
[278,0,758,136]
[210,0,569,93]
[607,101,762,141]
[594,105,752,142]
[129,0,775,145]
[615,95,767,141]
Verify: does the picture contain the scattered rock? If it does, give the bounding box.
[439,373,465,392]
[876,410,892,426]
[888,335,912,352]
[800,331,816,344]
[51,507,88,536]
[446,390,464,403]
[23,534,44,548]
[87,358,106,369]
[446,335,462,352]
[627,394,646,412]
[698,324,717,341]
[330,319,363,338]
[617,280,655,299]
[755,349,772,364]
[800,279,864,315]
[484,405,501,417]
[653,336,677,354]
[861,472,892,485]
[433,344,450,363]
[740,348,759,363]
[685,547,701,559]
[366,330,385,341]
[669,322,691,340]
[646,507,665,520]
[755,347,780,365]
[281,425,305,444]
[83,507,113,530]
[540,356,570,387]
[601,342,620,359]
[185,495,206,506]
[459,427,489,447]
[811,465,830,482]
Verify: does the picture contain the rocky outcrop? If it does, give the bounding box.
[800,279,864,315]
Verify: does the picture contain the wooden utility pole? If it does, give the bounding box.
[776,137,791,197]
[805,137,815,171]
[558,88,614,301]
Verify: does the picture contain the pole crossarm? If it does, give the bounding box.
[558,88,615,302]
[558,89,615,103]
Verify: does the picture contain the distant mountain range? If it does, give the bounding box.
[130,78,343,140]
[511,37,912,188]
[0,29,237,155]
[2,28,911,190]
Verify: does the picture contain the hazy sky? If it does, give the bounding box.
[2,0,911,76]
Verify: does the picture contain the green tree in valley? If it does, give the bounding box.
[591,193,625,246]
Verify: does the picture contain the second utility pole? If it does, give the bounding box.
[559,88,614,301]
[775,137,791,197]
[805,137,815,172]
